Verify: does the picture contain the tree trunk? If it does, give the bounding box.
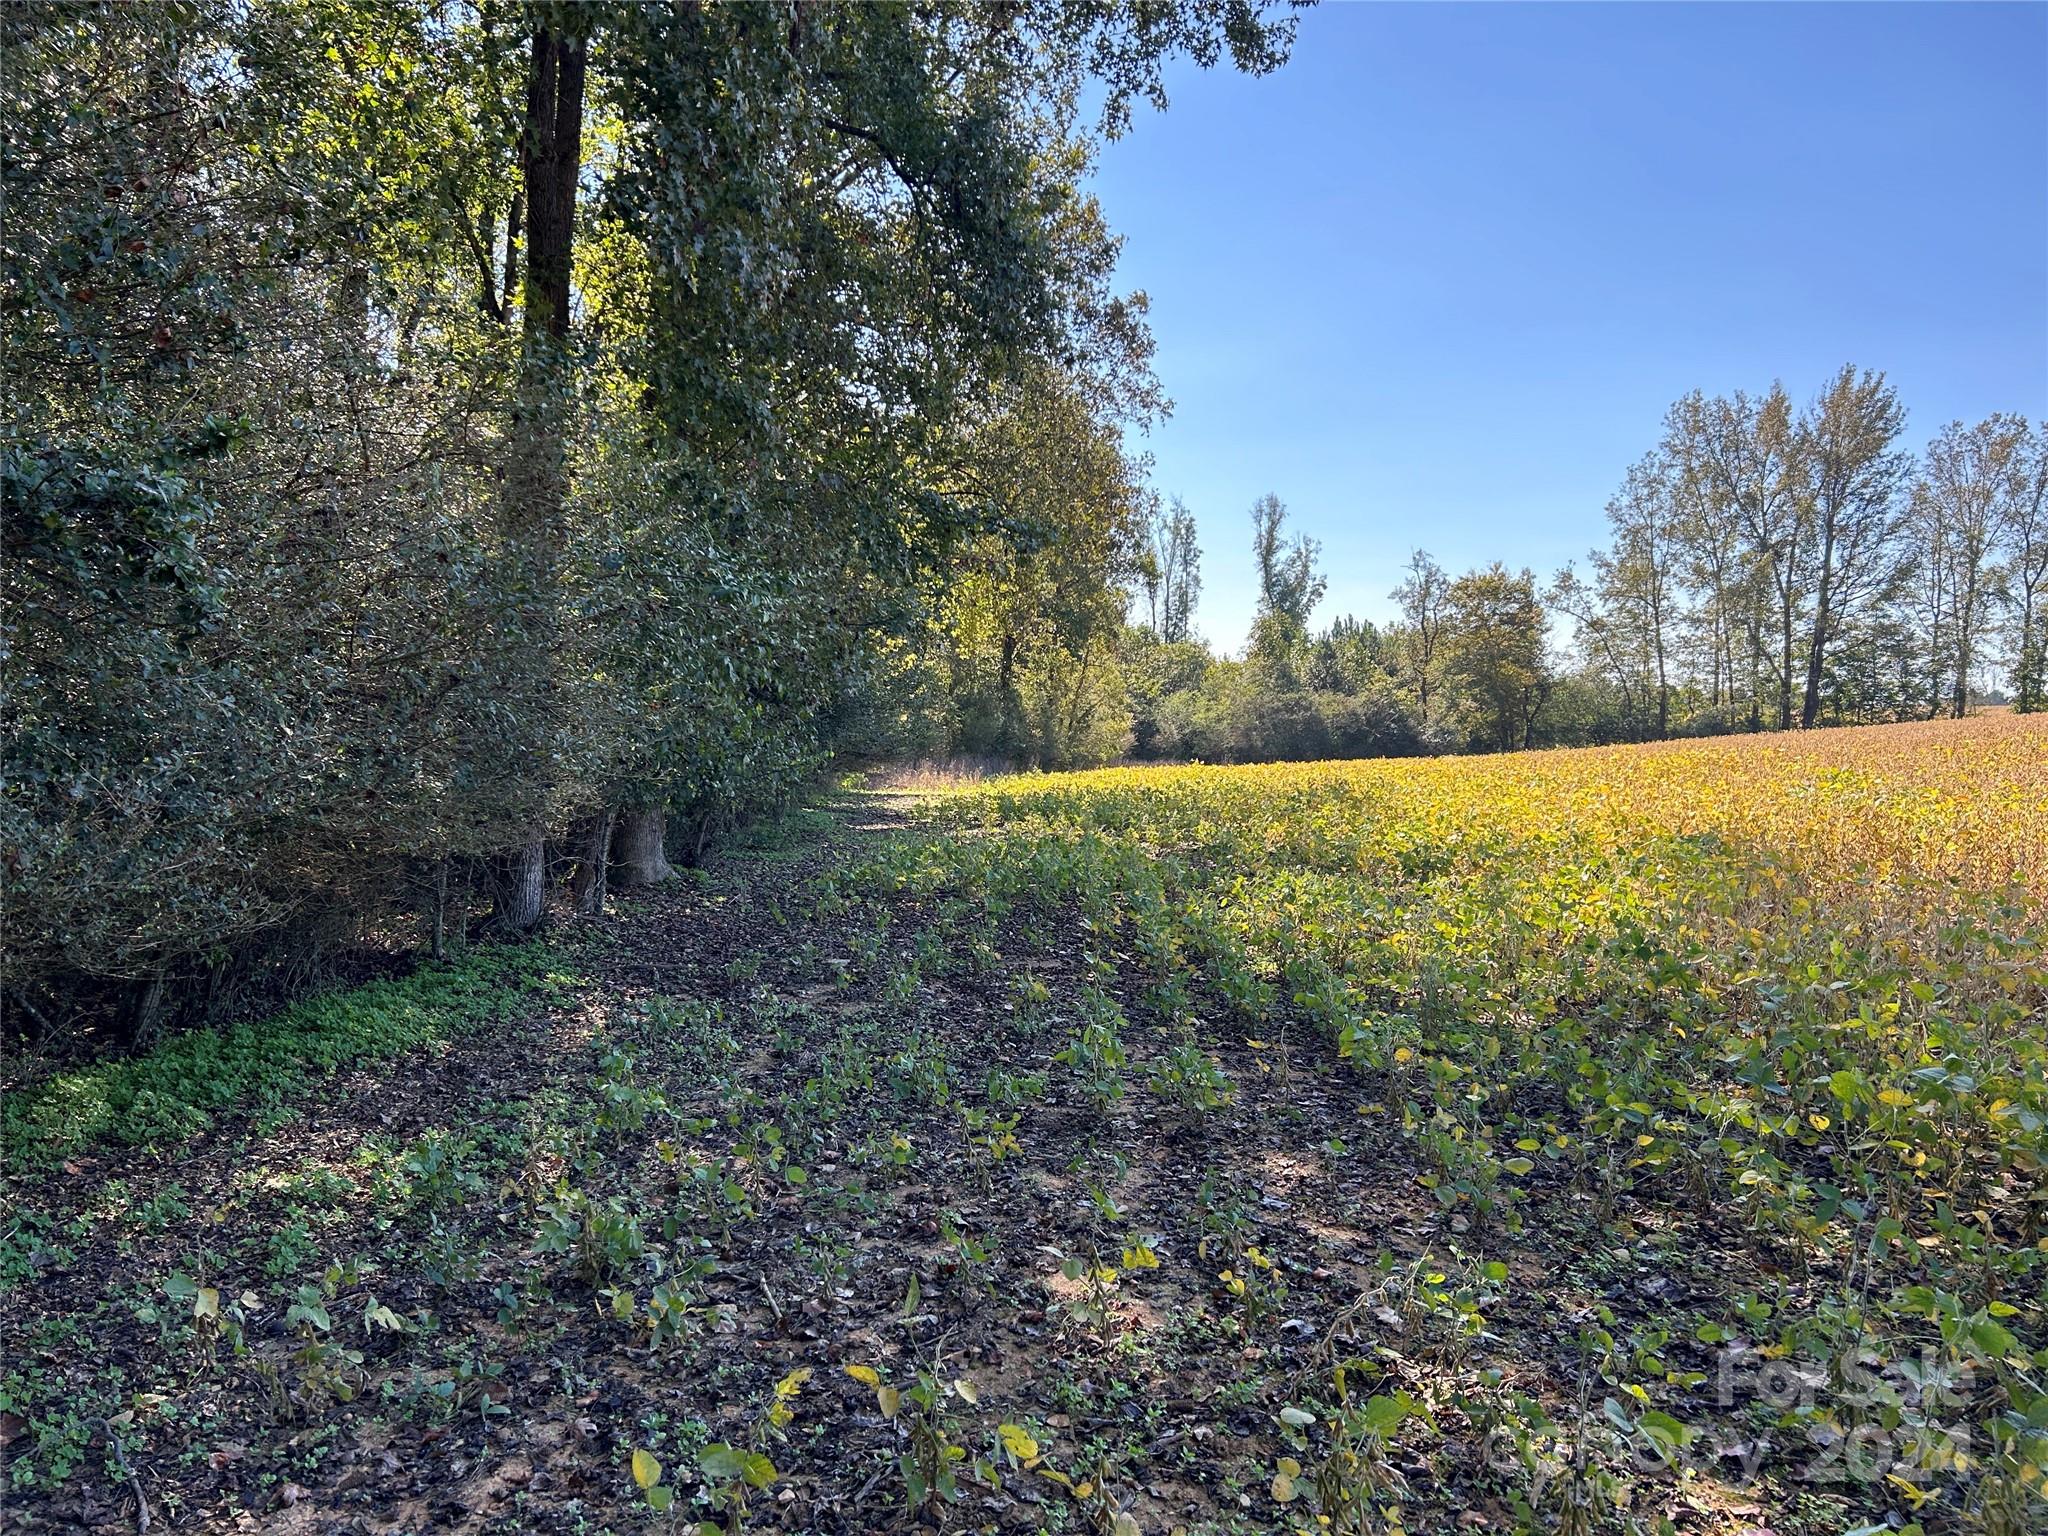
[131,973,168,1051]
[569,807,614,916]
[1653,623,1669,739]
[1778,601,1795,731]
[488,830,548,934]
[1801,512,1843,730]
[488,25,586,932]
[611,806,677,888]
[429,855,448,960]
[1416,629,1432,724]
[1800,608,1828,730]
[1953,575,1975,718]
[2019,591,2042,711]
[1720,615,1735,711]
[520,27,585,346]
[1746,616,1764,732]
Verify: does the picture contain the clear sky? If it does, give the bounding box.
[1088,1,2048,653]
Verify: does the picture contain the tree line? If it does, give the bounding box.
[2,0,1299,1035]
[882,369,2045,770]
[1552,371,2047,738]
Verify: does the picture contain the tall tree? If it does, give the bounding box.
[1446,563,1550,752]
[1660,404,1749,715]
[1547,565,1626,733]
[2004,421,2048,711]
[1794,366,1913,728]
[1249,493,1325,627]
[1141,496,1203,643]
[489,18,591,931]
[935,364,1150,767]
[1392,548,1451,726]
[1594,452,1682,737]
[1916,416,2029,717]
[1683,384,1810,730]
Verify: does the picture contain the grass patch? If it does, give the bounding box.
[2,944,568,1168]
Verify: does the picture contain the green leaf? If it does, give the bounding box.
[1972,1320,2017,1360]
[1360,1395,1410,1437]
[697,1443,748,1482]
[1637,1409,1692,1451]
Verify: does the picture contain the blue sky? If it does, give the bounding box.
[1088,1,2048,652]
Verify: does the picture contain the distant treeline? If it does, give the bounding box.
[864,372,2045,768]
